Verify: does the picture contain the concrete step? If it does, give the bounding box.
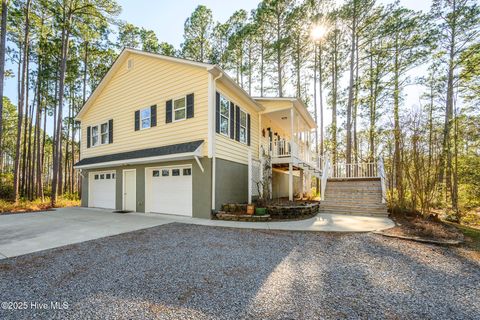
[322,200,384,206]
[320,203,388,210]
[319,209,389,217]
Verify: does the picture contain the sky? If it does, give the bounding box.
[3,0,433,135]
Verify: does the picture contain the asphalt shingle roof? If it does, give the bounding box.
[74,140,204,167]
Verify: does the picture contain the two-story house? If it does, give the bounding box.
[74,48,320,219]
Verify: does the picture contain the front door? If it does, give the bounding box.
[123,169,136,211]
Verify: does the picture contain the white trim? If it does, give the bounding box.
[248,149,252,204]
[208,66,264,112]
[172,95,187,122]
[139,107,152,130]
[218,93,231,137]
[209,72,222,158]
[212,157,216,210]
[194,155,204,173]
[122,169,136,211]
[239,108,248,145]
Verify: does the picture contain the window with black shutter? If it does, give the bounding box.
[87,126,91,148]
[186,93,194,119]
[166,100,172,123]
[150,105,157,127]
[108,119,113,143]
[134,110,140,131]
[235,105,240,142]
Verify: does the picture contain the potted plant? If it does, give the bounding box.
[255,206,267,216]
[246,204,255,215]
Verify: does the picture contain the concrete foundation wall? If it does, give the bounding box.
[215,158,248,210]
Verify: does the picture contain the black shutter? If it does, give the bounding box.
[215,92,220,133]
[87,126,91,148]
[247,114,251,146]
[151,105,157,127]
[108,119,113,144]
[186,93,194,119]
[235,105,240,142]
[134,110,140,131]
[268,128,273,150]
[229,102,235,139]
[166,100,172,123]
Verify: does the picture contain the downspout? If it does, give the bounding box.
[210,70,223,212]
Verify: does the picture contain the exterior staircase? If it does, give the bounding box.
[319,178,388,217]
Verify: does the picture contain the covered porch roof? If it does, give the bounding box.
[254,97,317,129]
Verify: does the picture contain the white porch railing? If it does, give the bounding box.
[320,152,330,201]
[330,162,378,179]
[377,158,387,204]
[267,139,320,170]
[270,140,292,157]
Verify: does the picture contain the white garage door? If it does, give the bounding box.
[89,171,116,209]
[146,166,192,216]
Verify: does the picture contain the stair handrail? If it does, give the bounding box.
[320,152,330,201]
[377,157,387,204]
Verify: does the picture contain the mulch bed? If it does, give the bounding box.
[381,211,465,244]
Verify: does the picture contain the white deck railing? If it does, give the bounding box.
[267,139,320,170]
[330,162,378,179]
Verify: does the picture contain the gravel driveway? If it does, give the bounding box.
[0,223,479,319]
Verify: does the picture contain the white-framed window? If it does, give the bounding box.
[173,96,186,121]
[141,107,151,129]
[220,95,230,136]
[91,125,99,146]
[91,121,110,147]
[101,123,109,144]
[239,109,247,144]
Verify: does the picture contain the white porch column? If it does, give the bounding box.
[248,149,252,204]
[289,163,293,201]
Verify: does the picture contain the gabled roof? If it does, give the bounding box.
[75,48,263,120]
[253,97,317,129]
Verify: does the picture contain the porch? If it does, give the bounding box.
[255,97,320,201]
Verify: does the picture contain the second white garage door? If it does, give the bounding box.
[146,165,192,216]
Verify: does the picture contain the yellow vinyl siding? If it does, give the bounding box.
[215,81,260,164]
[80,52,209,159]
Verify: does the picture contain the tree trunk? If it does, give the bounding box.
[21,52,30,196]
[318,43,324,157]
[13,0,31,203]
[260,38,264,97]
[0,0,8,170]
[82,42,88,104]
[346,5,357,165]
[51,15,71,206]
[393,35,403,207]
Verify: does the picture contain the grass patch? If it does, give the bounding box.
[449,223,480,252]
[0,197,80,214]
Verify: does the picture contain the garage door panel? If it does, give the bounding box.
[147,166,192,216]
[89,171,116,209]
